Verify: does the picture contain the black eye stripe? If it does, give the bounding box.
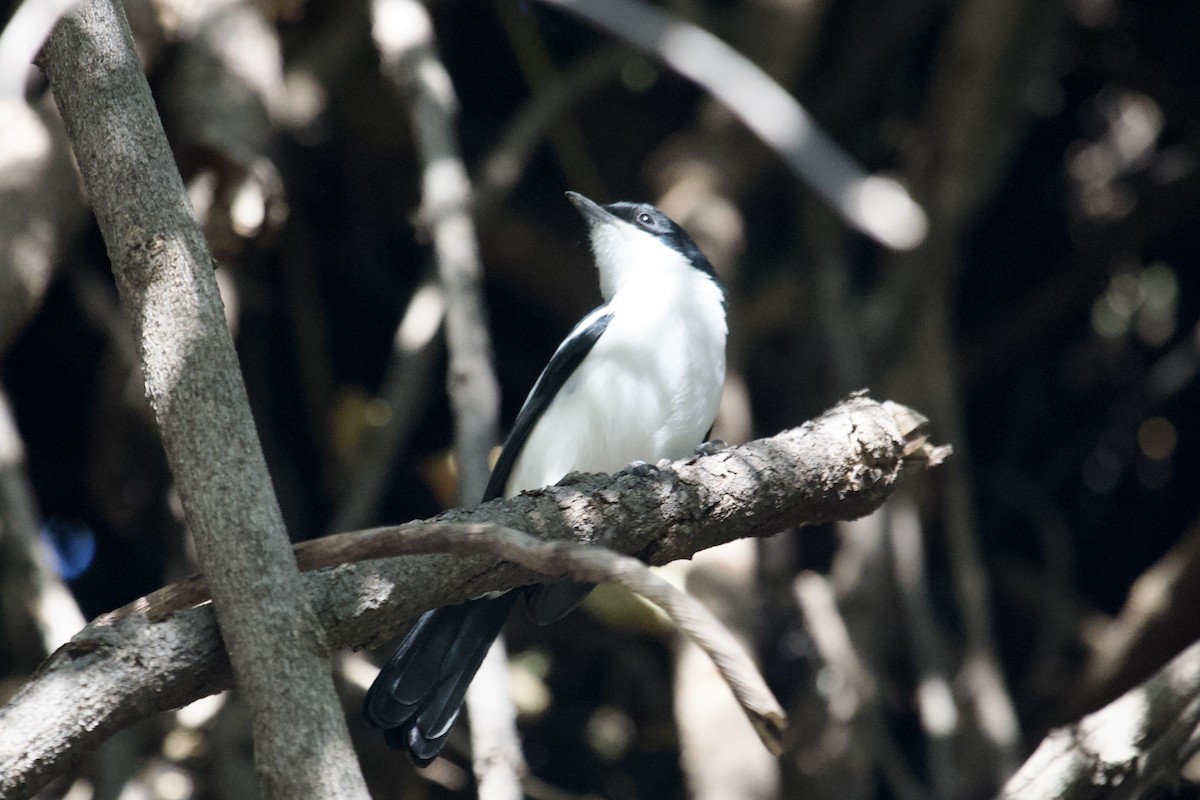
[599,199,721,282]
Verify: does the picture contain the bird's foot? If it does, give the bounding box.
[694,439,728,457]
[628,460,657,478]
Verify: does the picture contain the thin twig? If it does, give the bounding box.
[354,522,789,752]
[793,571,926,800]
[474,45,628,218]
[0,0,77,100]
[492,1,609,203]
[465,636,528,800]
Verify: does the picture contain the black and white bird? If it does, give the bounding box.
[363,191,728,765]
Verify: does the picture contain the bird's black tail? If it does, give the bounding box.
[363,591,519,765]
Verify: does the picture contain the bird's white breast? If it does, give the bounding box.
[504,270,727,497]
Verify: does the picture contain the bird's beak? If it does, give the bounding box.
[566,191,617,227]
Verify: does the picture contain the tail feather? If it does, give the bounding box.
[364,592,518,765]
[524,578,594,624]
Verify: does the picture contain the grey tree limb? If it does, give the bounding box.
[465,636,528,800]
[0,395,942,799]
[793,570,924,800]
[870,0,1064,787]
[36,1,368,797]
[887,494,962,799]
[999,638,1200,800]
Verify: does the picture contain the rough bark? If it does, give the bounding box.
[36,1,368,797]
[0,395,941,798]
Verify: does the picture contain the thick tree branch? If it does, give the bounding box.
[36,1,368,797]
[0,395,943,798]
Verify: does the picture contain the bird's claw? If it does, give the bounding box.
[628,460,656,477]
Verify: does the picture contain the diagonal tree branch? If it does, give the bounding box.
[999,637,1200,800]
[536,0,928,250]
[36,1,368,797]
[0,395,943,799]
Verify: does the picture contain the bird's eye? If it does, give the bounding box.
[637,213,654,227]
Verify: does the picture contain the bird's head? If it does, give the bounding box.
[566,191,719,302]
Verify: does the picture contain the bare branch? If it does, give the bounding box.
[1072,522,1200,717]
[1000,638,1200,800]
[474,45,627,218]
[335,523,786,763]
[536,0,928,250]
[888,493,961,799]
[372,0,500,505]
[466,637,528,800]
[0,395,940,798]
[869,0,1063,782]
[793,570,926,800]
[37,1,368,796]
[464,526,786,753]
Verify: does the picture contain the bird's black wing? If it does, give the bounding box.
[485,306,613,624]
[363,307,614,767]
[482,306,614,502]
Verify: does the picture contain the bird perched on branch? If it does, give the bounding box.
[364,191,728,765]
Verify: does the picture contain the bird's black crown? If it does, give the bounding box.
[604,201,720,281]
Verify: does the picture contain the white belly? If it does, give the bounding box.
[504,276,726,497]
